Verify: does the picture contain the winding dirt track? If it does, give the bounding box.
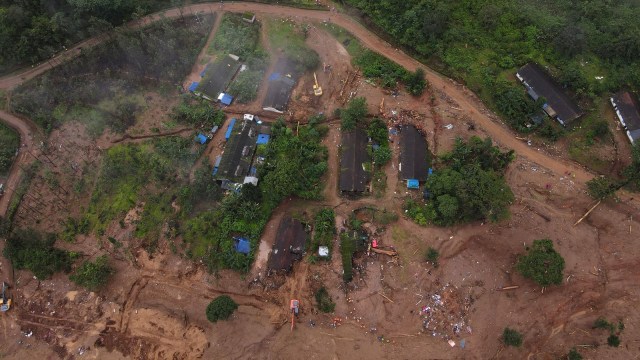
[0,2,594,217]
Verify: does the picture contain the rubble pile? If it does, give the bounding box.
[419,283,472,342]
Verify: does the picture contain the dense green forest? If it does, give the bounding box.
[344,0,640,132]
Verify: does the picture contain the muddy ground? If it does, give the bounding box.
[1,10,640,360]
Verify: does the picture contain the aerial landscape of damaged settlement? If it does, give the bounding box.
[1,0,640,359]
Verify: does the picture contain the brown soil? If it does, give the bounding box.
[1,4,640,360]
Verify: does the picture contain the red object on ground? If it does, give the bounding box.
[372,239,378,248]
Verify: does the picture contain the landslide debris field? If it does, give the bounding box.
[1,4,640,360]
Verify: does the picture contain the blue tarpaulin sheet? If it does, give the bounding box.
[225,118,236,140]
[188,82,199,92]
[256,134,270,145]
[219,93,233,106]
[268,72,281,81]
[235,238,251,254]
[407,179,420,189]
[195,134,208,144]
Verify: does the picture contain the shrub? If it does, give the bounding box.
[405,68,428,96]
[311,208,336,253]
[425,247,439,267]
[593,317,613,331]
[314,287,335,313]
[516,239,565,286]
[69,255,113,291]
[607,334,620,347]
[502,327,523,347]
[206,295,238,323]
[587,176,619,200]
[567,348,582,360]
[3,229,72,279]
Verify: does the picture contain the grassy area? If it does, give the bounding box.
[12,15,214,134]
[310,208,335,255]
[267,18,319,72]
[0,122,19,175]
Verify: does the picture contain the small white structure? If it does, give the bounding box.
[244,114,255,121]
[243,176,259,186]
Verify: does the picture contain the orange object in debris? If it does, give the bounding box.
[372,239,378,248]
[290,299,299,331]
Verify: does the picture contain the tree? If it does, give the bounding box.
[70,255,113,291]
[502,327,523,347]
[607,334,621,347]
[622,145,640,191]
[516,239,565,286]
[425,247,439,267]
[587,176,619,200]
[340,97,368,131]
[373,146,392,165]
[405,68,428,96]
[206,295,238,323]
[567,348,582,360]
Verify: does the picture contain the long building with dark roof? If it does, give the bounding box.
[516,63,582,126]
[611,91,640,145]
[339,128,370,194]
[267,217,306,272]
[215,119,258,183]
[399,125,429,182]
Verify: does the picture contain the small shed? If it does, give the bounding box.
[256,134,270,145]
[195,134,208,144]
[218,93,234,106]
[234,237,251,254]
[188,82,199,92]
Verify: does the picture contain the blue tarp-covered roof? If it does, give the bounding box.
[407,179,419,189]
[219,93,233,106]
[257,134,270,145]
[196,134,208,144]
[188,82,199,92]
[235,237,251,254]
[225,118,237,140]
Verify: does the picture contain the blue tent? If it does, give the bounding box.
[219,93,233,106]
[407,179,420,189]
[235,238,251,254]
[195,134,208,144]
[188,82,199,92]
[256,134,270,145]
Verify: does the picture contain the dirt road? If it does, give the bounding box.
[0,110,42,216]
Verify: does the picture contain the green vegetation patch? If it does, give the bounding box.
[314,287,336,313]
[228,52,270,103]
[171,97,226,129]
[516,239,565,286]
[311,208,336,254]
[206,295,238,323]
[70,255,113,291]
[0,122,19,174]
[340,232,356,282]
[502,327,523,347]
[3,229,73,279]
[12,15,214,133]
